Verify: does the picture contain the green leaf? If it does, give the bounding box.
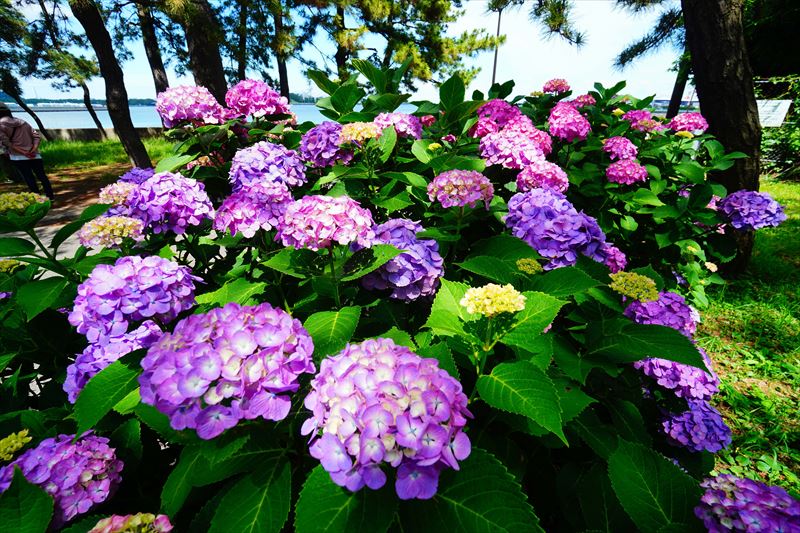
[424,279,474,337]
[477,361,564,442]
[471,235,538,261]
[553,377,595,423]
[331,84,366,114]
[674,161,706,183]
[0,468,54,533]
[500,292,564,350]
[341,244,403,281]
[262,248,319,278]
[307,70,339,95]
[295,465,397,533]
[439,74,466,110]
[155,154,196,173]
[376,126,397,163]
[632,189,665,207]
[0,237,35,256]
[304,306,361,361]
[110,418,142,460]
[457,256,519,284]
[417,342,459,380]
[382,171,428,189]
[608,441,703,531]
[74,352,142,435]
[161,447,202,516]
[378,327,415,348]
[411,140,435,164]
[400,448,543,533]
[16,278,69,321]
[526,267,599,297]
[195,278,266,307]
[351,60,387,92]
[209,456,291,533]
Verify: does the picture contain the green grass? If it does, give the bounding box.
[697,178,800,493]
[39,137,174,170]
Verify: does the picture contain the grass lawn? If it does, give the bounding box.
[698,178,800,494]
[40,137,174,170]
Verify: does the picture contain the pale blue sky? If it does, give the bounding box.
[18,0,687,103]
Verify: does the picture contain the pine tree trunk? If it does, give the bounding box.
[272,4,290,98]
[179,0,228,103]
[136,1,169,95]
[68,0,151,168]
[334,5,348,80]
[681,0,761,273]
[81,82,107,139]
[9,94,52,141]
[666,53,690,119]
[236,0,249,80]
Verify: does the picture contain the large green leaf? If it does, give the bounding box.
[341,244,402,281]
[209,456,291,533]
[351,59,387,92]
[155,154,196,173]
[161,447,203,516]
[295,465,397,533]
[470,235,539,261]
[376,126,397,164]
[423,279,474,337]
[499,292,564,350]
[0,468,54,533]
[439,74,466,110]
[16,278,69,321]
[0,237,35,256]
[304,306,361,361]
[262,248,320,278]
[307,70,339,95]
[526,267,600,296]
[74,352,142,435]
[195,278,266,307]
[331,84,366,114]
[399,448,543,533]
[477,361,564,442]
[608,441,703,532]
[456,256,519,284]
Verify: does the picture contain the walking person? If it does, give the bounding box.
[0,103,54,200]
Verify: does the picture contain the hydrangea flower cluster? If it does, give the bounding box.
[0,430,31,461]
[470,99,522,137]
[139,302,315,439]
[542,78,570,94]
[602,136,638,160]
[420,114,436,127]
[479,129,545,169]
[695,474,800,532]
[506,116,554,155]
[69,256,198,343]
[570,93,596,108]
[427,170,494,209]
[362,219,444,301]
[277,195,375,251]
[609,272,659,302]
[516,159,569,193]
[89,513,173,533]
[505,188,610,270]
[622,109,665,132]
[156,85,223,127]
[624,291,699,338]
[516,258,543,275]
[299,121,354,167]
[229,141,307,190]
[662,400,731,453]
[126,172,214,234]
[0,191,48,213]
[548,101,591,142]
[633,350,720,401]
[339,122,382,145]
[64,321,162,403]
[118,167,155,184]
[0,434,123,526]
[225,79,290,118]
[99,182,137,206]
[460,283,526,317]
[78,216,145,250]
[600,243,628,273]
[606,159,649,185]
[719,190,787,231]
[374,112,422,139]
[302,338,471,499]
[214,180,292,238]
[668,112,709,133]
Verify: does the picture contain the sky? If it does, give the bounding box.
[17,0,689,103]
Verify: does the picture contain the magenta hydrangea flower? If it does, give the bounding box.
[600,243,627,273]
[427,170,494,209]
[0,434,123,527]
[624,291,699,338]
[504,114,554,155]
[622,109,665,132]
[139,302,315,440]
[469,99,522,138]
[570,93,596,108]
[602,136,638,160]
[277,195,374,251]
[374,112,422,139]
[542,78,570,94]
[225,79,290,118]
[214,180,292,238]
[126,172,214,234]
[420,114,436,127]
[505,188,609,270]
[479,129,544,169]
[695,474,800,532]
[516,160,569,193]
[362,219,444,301]
[719,190,787,231]
[156,85,224,127]
[662,399,731,453]
[299,121,354,168]
[668,112,709,133]
[302,338,471,499]
[548,101,591,142]
[118,167,155,184]
[65,321,162,403]
[633,348,720,401]
[229,141,307,190]
[89,513,173,533]
[69,256,198,344]
[606,159,649,185]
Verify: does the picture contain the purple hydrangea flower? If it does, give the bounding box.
[602,136,638,160]
[516,160,569,193]
[362,219,444,301]
[0,434,123,527]
[599,243,627,273]
[374,113,422,139]
[662,400,731,453]
[69,256,198,344]
[89,513,173,533]
[695,474,800,532]
[668,112,709,133]
[606,159,649,185]
[479,126,544,169]
[277,195,375,251]
[633,348,720,401]
[548,101,591,142]
[118,167,155,184]
[225,79,290,118]
[302,338,471,499]
[156,85,224,127]
[214,180,292,238]
[504,188,609,270]
[719,190,787,231]
[139,302,315,439]
[229,141,307,190]
[126,172,214,235]
[65,321,162,403]
[505,115,554,155]
[624,291,700,338]
[542,78,570,94]
[427,170,494,209]
[299,122,354,168]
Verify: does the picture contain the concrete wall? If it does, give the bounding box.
[47,127,164,142]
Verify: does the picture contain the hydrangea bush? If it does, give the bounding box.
[0,65,793,532]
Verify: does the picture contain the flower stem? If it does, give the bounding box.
[327,246,341,308]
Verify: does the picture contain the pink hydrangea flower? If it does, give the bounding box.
[548,101,591,142]
[602,136,638,160]
[277,195,375,251]
[542,78,571,94]
[606,159,649,185]
[427,170,494,209]
[516,160,569,193]
[214,180,292,238]
[668,112,709,133]
[156,85,224,127]
[225,79,290,118]
[374,112,422,139]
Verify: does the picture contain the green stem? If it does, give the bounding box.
[25,229,76,281]
[327,246,341,308]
